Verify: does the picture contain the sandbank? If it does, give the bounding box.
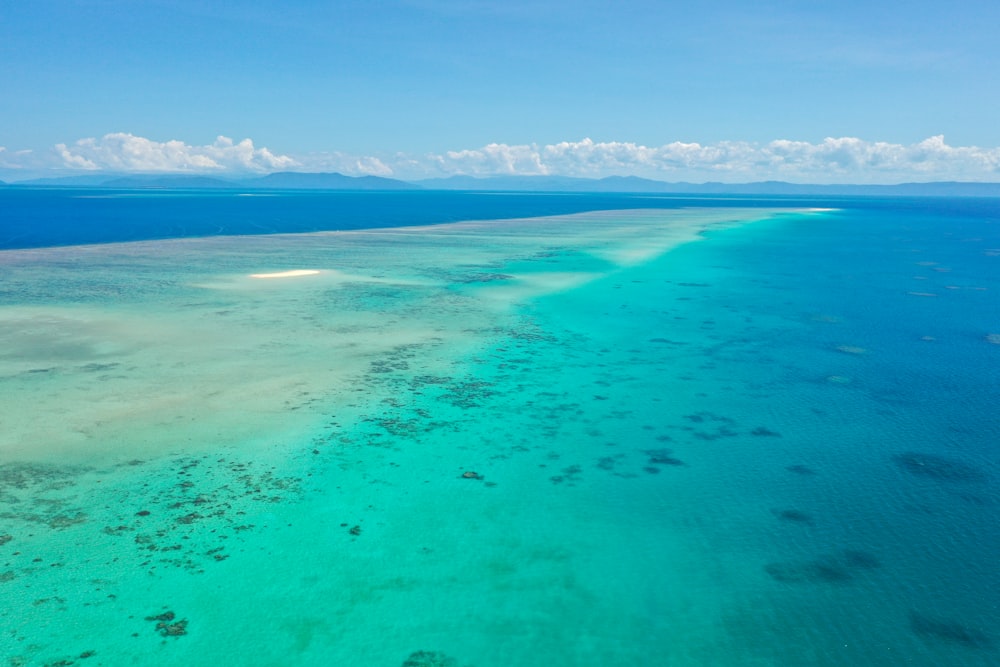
[249,269,322,279]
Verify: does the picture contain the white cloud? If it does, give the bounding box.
[433,142,552,176]
[54,133,298,173]
[403,136,1000,182]
[0,146,32,170]
[29,132,1000,183]
[282,151,395,177]
[352,156,393,177]
[55,143,100,170]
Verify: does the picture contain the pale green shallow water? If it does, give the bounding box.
[2,206,997,666]
[0,209,793,666]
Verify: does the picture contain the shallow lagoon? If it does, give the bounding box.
[1,199,998,666]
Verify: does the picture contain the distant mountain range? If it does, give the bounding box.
[251,172,419,190]
[3,171,1000,196]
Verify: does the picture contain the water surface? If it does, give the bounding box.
[1,194,997,666]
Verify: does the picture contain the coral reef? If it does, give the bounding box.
[549,464,583,486]
[773,509,813,525]
[401,650,459,667]
[145,610,188,637]
[642,448,685,467]
[765,549,879,584]
[910,613,994,649]
[894,452,987,482]
[453,273,514,283]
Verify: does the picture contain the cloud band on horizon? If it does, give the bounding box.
[4,133,1000,184]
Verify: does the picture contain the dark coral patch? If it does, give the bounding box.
[401,650,458,667]
[765,550,880,584]
[842,550,880,569]
[910,613,994,649]
[773,509,813,525]
[454,273,514,284]
[643,449,685,467]
[145,610,187,637]
[157,619,188,637]
[145,611,175,622]
[894,452,987,482]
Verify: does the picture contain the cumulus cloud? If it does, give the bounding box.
[273,151,395,177]
[0,146,20,169]
[353,156,393,177]
[0,147,40,171]
[409,136,1000,182]
[54,133,298,173]
[433,142,552,176]
[32,132,1000,183]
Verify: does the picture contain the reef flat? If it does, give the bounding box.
[1,201,997,666]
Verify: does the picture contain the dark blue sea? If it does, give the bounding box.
[0,188,997,665]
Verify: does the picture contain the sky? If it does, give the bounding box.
[1,0,999,183]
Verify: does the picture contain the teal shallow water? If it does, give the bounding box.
[1,203,998,666]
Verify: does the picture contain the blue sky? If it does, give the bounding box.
[1,0,999,182]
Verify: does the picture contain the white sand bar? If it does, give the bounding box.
[249,269,321,278]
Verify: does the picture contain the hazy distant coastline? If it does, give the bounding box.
[3,171,1000,197]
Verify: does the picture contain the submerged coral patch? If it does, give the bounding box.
[401,650,459,667]
[764,549,879,584]
[773,509,813,525]
[910,613,994,649]
[642,448,685,467]
[145,610,188,637]
[894,452,987,483]
[453,273,514,284]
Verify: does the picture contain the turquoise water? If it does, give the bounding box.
[0,195,998,666]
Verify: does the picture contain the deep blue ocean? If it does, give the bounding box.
[5,186,997,250]
[0,188,997,666]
